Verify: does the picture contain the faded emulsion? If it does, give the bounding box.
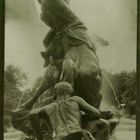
[3,0,138,140]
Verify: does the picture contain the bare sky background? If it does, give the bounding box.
[5,0,137,87]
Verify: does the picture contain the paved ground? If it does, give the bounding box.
[4,117,136,140]
[115,118,136,140]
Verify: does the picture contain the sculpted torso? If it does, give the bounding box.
[45,99,81,136]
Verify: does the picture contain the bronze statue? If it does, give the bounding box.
[11,82,113,140]
[18,0,102,112]
[10,93,54,140]
[38,0,102,108]
[29,82,107,140]
[10,1,119,140]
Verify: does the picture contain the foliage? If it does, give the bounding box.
[102,70,136,115]
[4,65,28,131]
[20,77,43,106]
[5,65,27,89]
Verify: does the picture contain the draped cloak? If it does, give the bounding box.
[40,0,97,67]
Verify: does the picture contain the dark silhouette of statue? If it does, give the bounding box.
[11,82,113,140]
[16,0,102,117]
[10,1,119,140]
[29,82,108,140]
[37,0,102,109]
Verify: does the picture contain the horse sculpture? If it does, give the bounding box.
[11,1,119,140]
[38,0,102,108]
[20,0,102,110]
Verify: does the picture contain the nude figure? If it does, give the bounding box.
[29,82,105,140]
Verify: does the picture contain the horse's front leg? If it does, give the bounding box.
[60,59,78,85]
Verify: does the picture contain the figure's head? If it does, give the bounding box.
[54,82,73,97]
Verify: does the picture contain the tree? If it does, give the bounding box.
[4,64,28,131]
[102,70,136,116]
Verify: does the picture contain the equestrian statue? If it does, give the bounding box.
[11,0,119,140]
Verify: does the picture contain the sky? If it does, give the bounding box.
[5,0,137,87]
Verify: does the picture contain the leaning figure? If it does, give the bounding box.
[29,82,110,140]
[10,81,115,140]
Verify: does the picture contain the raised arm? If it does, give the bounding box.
[72,96,101,118]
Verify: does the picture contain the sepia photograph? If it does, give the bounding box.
[3,0,137,140]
